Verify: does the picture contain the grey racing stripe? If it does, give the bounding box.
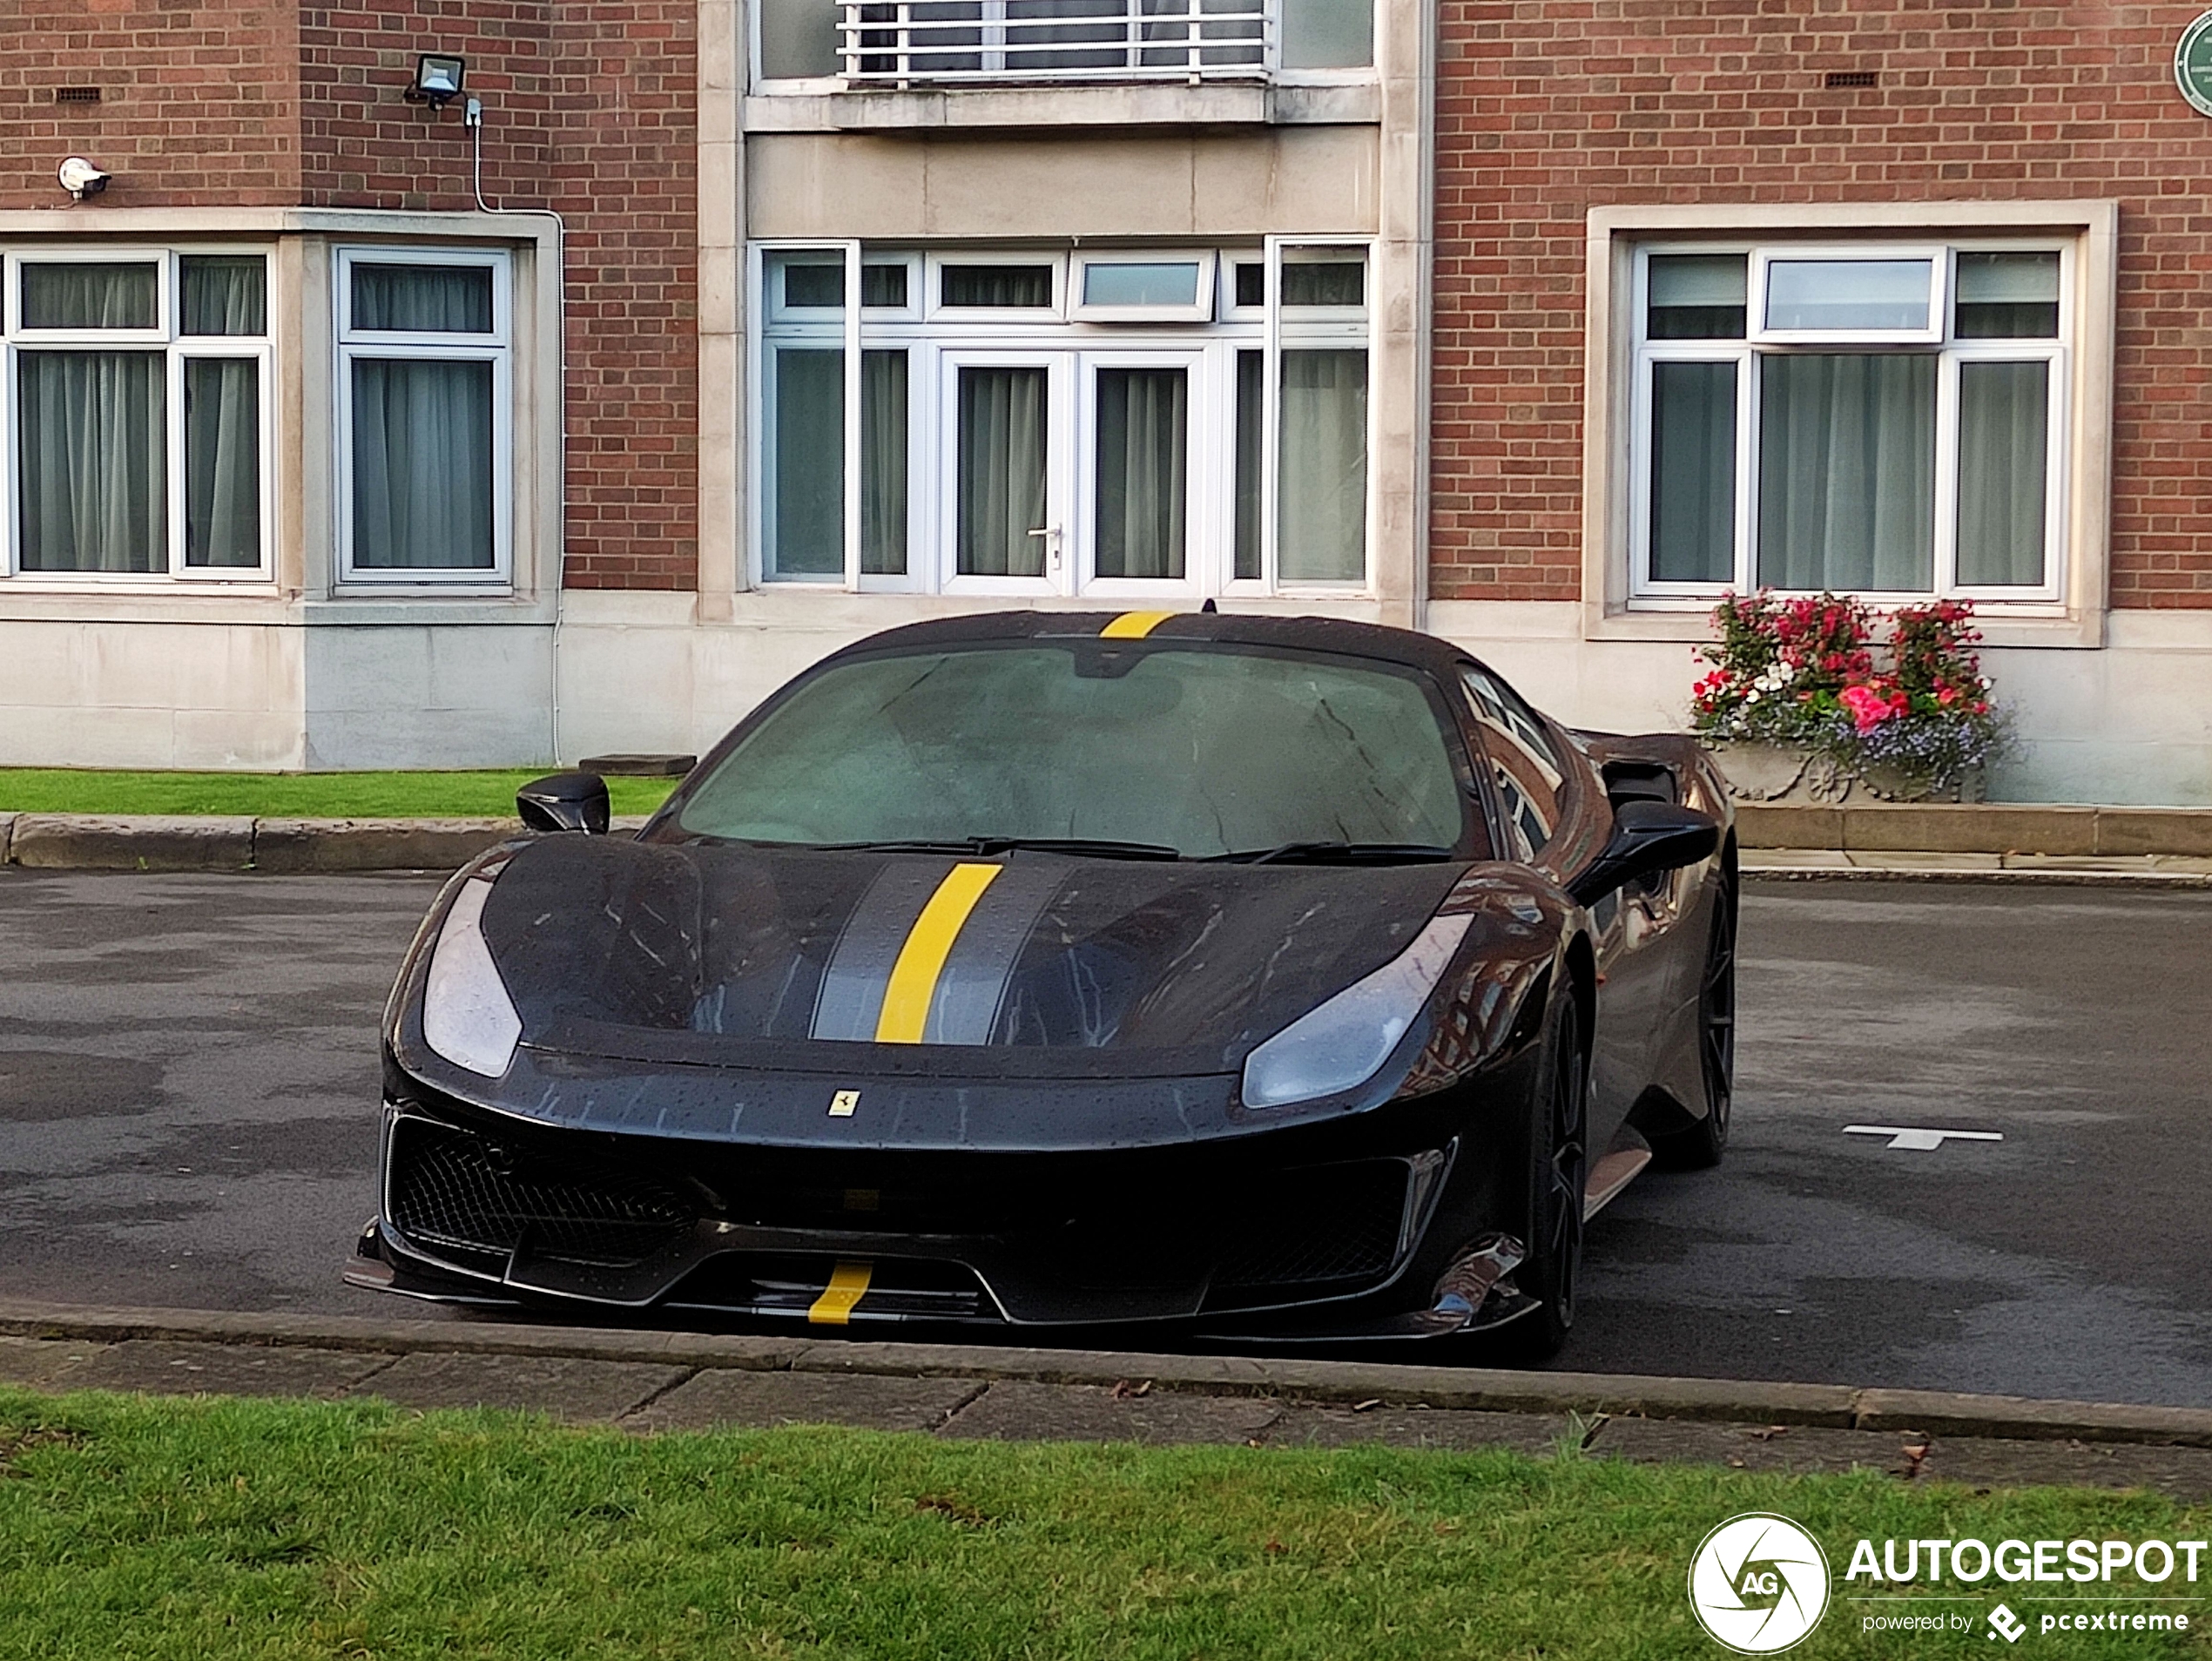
[809,862,953,1041]
[922,861,1069,1045]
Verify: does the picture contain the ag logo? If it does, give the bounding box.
[1688,1513,1831,1653]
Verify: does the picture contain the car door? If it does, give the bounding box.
[1457,665,1666,1159]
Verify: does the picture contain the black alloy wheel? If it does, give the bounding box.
[1655,868,1737,1170]
[1507,991,1588,1361]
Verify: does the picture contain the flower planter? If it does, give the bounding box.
[1706,741,1853,803]
[1707,741,1985,804]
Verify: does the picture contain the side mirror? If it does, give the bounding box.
[1566,800,1718,908]
[517,771,610,835]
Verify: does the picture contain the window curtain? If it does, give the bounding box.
[18,350,165,573]
[1232,348,1262,580]
[1650,360,1737,582]
[184,359,260,568]
[21,263,157,331]
[941,266,1054,309]
[351,359,495,569]
[1956,360,2049,586]
[956,366,1047,577]
[352,265,492,333]
[1278,348,1366,583]
[773,348,843,577]
[862,349,908,576]
[180,257,266,336]
[1757,353,1933,591]
[1094,366,1185,578]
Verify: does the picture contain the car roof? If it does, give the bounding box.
[817,609,1480,683]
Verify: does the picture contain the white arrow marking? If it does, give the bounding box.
[1844,1125,2005,1151]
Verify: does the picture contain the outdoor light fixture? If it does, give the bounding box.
[57,158,110,200]
[407,53,467,106]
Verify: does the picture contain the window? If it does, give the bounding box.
[753,240,1371,596]
[1631,242,2066,602]
[1461,667,1564,861]
[758,0,1372,85]
[0,249,272,581]
[336,248,510,584]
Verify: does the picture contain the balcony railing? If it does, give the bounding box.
[837,0,1274,86]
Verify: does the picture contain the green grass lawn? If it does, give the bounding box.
[0,1388,2201,1659]
[0,769,680,820]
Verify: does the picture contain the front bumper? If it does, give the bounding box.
[348,1071,1543,1342]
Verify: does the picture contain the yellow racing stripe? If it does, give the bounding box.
[807,1261,873,1325]
[874,862,1002,1043]
[1100,610,1177,639]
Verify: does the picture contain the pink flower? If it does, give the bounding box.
[1839,684,1900,734]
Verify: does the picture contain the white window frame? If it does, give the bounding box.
[926,250,1067,322]
[937,347,1072,597]
[1252,233,1374,595]
[748,239,1376,600]
[1627,237,2070,608]
[1073,346,1211,598]
[1749,245,1946,345]
[0,245,274,585]
[334,245,514,591]
[1071,252,1217,324]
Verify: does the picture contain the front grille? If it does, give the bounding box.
[1211,1161,1409,1293]
[670,1253,989,1321]
[389,1117,697,1269]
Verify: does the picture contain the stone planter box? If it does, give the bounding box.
[1706,740,1984,805]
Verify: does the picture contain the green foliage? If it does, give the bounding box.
[0,770,678,820]
[1689,593,2010,791]
[0,1388,2201,1659]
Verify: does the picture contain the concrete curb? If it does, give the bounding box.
[2,807,2210,877]
[1734,801,2212,857]
[0,815,649,874]
[1742,854,2212,888]
[4,1299,2209,1448]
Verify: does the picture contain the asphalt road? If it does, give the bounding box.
[3,868,2209,1404]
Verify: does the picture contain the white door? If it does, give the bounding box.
[1075,348,1208,599]
[938,350,1070,596]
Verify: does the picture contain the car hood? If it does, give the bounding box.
[470,835,1468,1078]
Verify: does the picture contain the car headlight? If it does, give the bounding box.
[1240,912,1475,1109]
[421,873,523,1077]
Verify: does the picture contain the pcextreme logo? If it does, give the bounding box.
[1689,1513,1832,1653]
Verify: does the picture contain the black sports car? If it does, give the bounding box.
[348,610,1736,1360]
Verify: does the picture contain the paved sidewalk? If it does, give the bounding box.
[7,1301,2212,1498]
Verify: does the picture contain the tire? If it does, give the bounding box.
[1651,867,1737,1171]
[1504,990,1588,1362]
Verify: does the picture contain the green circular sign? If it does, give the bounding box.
[2178,10,2212,116]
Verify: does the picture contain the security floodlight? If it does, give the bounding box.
[57,157,109,199]
[408,53,466,106]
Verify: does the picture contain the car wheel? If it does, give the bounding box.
[1652,868,1736,1171]
[1507,990,1587,1361]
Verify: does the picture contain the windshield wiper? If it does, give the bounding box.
[1206,841,1459,867]
[815,836,1184,861]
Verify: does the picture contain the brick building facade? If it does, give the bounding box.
[3,1,2209,801]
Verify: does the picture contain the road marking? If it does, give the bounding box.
[1844,1125,2005,1151]
[808,1261,873,1325]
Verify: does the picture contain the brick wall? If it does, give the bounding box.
[0,1,696,592]
[299,0,698,591]
[0,3,300,206]
[1432,0,2212,608]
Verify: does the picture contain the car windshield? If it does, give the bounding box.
[674,643,1472,860]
